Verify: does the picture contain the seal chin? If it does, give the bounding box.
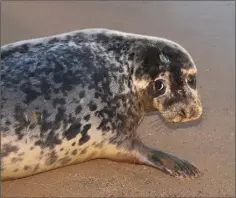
[170,114,201,123]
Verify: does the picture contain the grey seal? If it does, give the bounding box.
[1,28,202,181]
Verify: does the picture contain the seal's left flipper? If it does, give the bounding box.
[132,139,203,180]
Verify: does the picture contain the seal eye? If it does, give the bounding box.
[154,80,164,91]
[147,79,165,98]
[187,75,196,88]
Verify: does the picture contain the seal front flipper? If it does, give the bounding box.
[132,139,203,180]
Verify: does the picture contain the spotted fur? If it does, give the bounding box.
[1,28,202,181]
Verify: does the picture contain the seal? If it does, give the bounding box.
[1,28,203,181]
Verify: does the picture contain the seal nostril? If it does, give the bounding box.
[189,108,195,118]
[180,109,187,117]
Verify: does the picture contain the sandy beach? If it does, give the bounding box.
[1,1,235,197]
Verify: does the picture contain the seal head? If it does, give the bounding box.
[132,42,202,123]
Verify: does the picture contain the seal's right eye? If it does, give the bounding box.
[147,79,166,98]
[154,80,164,92]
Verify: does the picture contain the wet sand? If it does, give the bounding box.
[1,1,235,197]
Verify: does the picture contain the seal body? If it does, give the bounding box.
[1,29,202,181]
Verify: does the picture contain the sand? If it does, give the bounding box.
[1,1,235,197]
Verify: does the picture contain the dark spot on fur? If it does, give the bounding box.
[30,146,35,150]
[59,69,81,93]
[44,131,62,149]
[0,126,9,132]
[21,86,41,104]
[40,78,51,100]
[52,98,66,108]
[60,148,64,151]
[1,144,19,157]
[97,118,111,132]
[24,165,30,171]
[13,168,19,172]
[53,107,66,130]
[45,150,58,165]
[18,152,25,156]
[88,101,97,111]
[94,92,99,99]
[11,157,22,163]
[68,113,77,123]
[78,134,90,145]
[72,149,77,155]
[84,114,90,121]
[59,157,71,165]
[77,124,92,145]
[80,148,87,154]
[82,124,91,134]
[13,105,31,139]
[55,61,66,73]
[33,164,40,172]
[48,38,60,44]
[64,123,82,140]
[29,124,36,130]
[75,105,82,115]
[128,52,135,61]
[79,91,85,98]
[35,140,42,146]
[14,126,24,138]
[5,120,12,125]
[72,142,76,146]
